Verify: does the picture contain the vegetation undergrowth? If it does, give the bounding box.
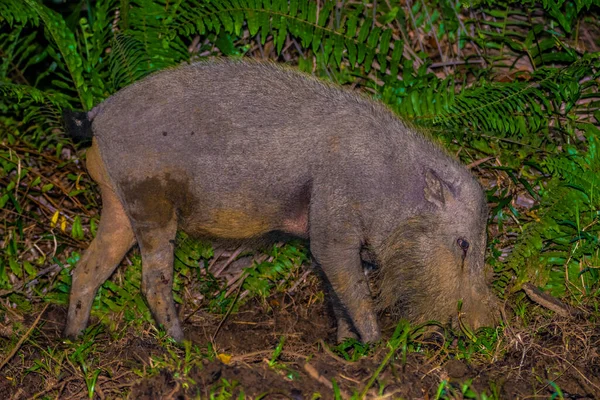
[1,0,599,398]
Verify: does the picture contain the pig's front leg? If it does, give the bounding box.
[134,217,184,341]
[311,240,381,343]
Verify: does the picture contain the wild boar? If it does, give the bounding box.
[63,58,498,343]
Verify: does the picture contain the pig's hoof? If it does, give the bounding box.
[336,321,359,343]
[168,326,185,342]
[63,326,83,340]
[358,328,381,344]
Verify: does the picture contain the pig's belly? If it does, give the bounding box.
[171,165,312,240]
[179,210,309,239]
[177,200,310,240]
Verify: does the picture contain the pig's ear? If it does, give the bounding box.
[424,170,455,208]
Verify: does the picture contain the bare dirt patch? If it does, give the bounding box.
[2,276,599,399]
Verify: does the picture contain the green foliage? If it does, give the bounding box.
[358,320,418,398]
[92,253,153,328]
[505,124,600,299]
[267,335,286,367]
[0,0,39,26]
[21,0,94,109]
[173,0,406,73]
[3,0,597,144]
[434,378,501,400]
[241,242,308,299]
[108,0,190,90]
[330,338,375,362]
[454,325,503,361]
[209,379,244,400]
[390,45,598,140]
[173,231,214,303]
[1,0,599,338]
[139,340,205,390]
[0,120,94,300]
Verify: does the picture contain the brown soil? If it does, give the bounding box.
[1,276,599,399]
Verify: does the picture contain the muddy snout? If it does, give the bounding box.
[460,294,501,331]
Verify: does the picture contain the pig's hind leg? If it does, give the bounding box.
[64,142,136,338]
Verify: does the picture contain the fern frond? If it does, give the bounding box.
[0,0,39,27]
[21,0,93,110]
[127,0,189,67]
[0,83,70,107]
[539,0,598,33]
[77,0,120,101]
[171,0,404,73]
[436,81,549,136]
[108,33,156,90]
[100,0,191,92]
[391,53,600,137]
[504,124,600,298]
[0,26,40,82]
[0,83,68,147]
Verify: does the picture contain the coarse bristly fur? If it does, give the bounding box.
[63,57,499,343]
[373,209,499,329]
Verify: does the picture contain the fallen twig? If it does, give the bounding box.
[467,156,495,169]
[522,283,572,317]
[211,277,245,345]
[304,362,351,398]
[288,268,313,294]
[230,349,308,363]
[318,339,355,366]
[0,303,49,371]
[212,246,244,277]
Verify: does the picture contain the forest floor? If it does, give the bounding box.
[1,95,600,400]
[1,258,599,399]
[1,15,600,399]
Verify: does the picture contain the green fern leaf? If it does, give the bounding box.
[23,0,92,110]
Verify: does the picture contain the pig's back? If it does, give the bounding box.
[91,59,402,200]
[94,60,359,183]
[90,59,471,240]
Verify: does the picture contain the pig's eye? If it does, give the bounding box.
[457,238,469,252]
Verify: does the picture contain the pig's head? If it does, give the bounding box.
[374,169,499,331]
